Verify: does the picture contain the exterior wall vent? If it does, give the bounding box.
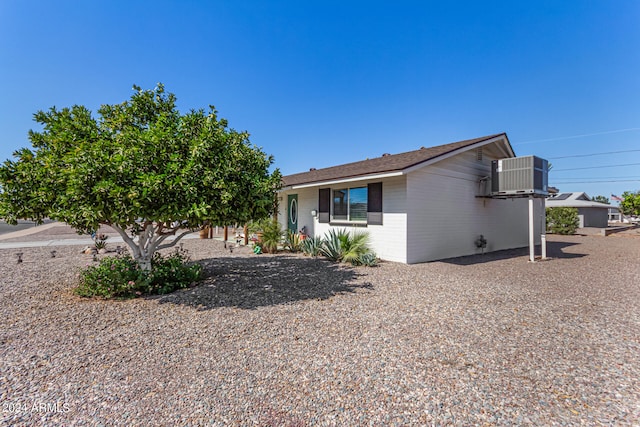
[491,155,548,196]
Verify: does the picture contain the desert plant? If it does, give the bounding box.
[339,231,370,265]
[319,229,345,262]
[93,233,109,250]
[260,219,283,253]
[75,247,202,299]
[355,252,379,267]
[546,207,579,235]
[284,230,303,252]
[319,229,370,264]
[301,236,323,257]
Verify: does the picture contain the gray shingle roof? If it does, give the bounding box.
[282,133,508,187]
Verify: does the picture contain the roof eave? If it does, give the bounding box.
[280,170,404,191]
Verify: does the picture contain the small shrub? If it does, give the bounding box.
[75,248,202,299]
[546,207,579,235]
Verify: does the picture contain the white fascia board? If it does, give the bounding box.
[285,171,403,190]
[402,135,511,175]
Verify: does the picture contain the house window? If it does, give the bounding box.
[332,187,367,222]
[318,183,382,225]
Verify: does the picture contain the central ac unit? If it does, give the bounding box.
[491,156,548,196]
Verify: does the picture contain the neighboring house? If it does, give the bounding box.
[546,192,617,228]
[277,133,545,264]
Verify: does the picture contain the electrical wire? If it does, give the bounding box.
[548,149,640,159]
[514,128,640,145]
[553,162,640,171]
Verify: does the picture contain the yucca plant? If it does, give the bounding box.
[285,230,303,253]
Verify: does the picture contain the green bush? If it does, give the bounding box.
[75,248,202,299]
[546,207,579,235]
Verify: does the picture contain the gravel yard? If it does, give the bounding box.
[1,234,639,426]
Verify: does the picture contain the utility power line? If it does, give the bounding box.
[548,149,640,159]
[550,179,640,184]
[553,162,640,171]
[514,127,640,145]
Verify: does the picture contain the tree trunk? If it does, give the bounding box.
[109,222,194,272]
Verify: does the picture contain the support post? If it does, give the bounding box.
[529,196,535,262]
[541,197,547,260]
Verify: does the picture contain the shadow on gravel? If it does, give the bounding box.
[155,255,373,310]
[441,241,586,266]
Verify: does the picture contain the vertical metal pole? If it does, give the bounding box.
[529,196,535,262]
[541,197,547,259]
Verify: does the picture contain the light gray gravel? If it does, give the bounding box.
[1,234,639,426]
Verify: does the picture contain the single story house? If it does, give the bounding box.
[277,133,544,264]
[546,192,617,228]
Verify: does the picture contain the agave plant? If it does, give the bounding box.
[319,229,370,264]
[356,252,378,267]
[301,236,323,257]
[319,229,344,262]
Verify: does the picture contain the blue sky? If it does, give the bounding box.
[1,1,639,202]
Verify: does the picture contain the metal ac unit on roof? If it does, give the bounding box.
[491,155,548,196]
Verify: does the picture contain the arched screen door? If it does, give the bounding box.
[287,194,298,233]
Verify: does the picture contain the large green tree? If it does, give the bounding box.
[0,84,281,270]
[619,191,640,217]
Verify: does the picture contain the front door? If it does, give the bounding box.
[287,194,298,233]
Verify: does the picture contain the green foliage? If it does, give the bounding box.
[546,207,579,235]
[592,195,609,204]
[620,191,640,216]
[319,229,346,262]
[301,236,323,257]
[319,229,372,265]
[284,230,303,253]
[75,248,202,299]
[259,219,283,253]
[0,84,281,271]
[93,233,108,250]
[354,252,379,267]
